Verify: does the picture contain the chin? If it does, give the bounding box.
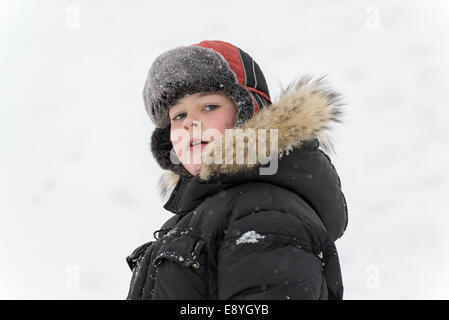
[183,165,200,176]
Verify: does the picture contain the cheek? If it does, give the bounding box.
[170,127,189,156]
[206,108,236,132]
[170,124,184,144]
[169,129,178,144]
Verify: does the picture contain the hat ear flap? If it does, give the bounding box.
[226,83,253,127]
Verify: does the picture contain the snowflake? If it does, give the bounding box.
[279,145,295,159]
[236,231,265,245]
[163,227,177,238]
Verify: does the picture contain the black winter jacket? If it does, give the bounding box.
[125,79,348,300]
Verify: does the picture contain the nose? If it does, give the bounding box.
[183,117,202,148]
[183,116,200,130]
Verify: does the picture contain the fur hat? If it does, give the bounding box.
[143,40,272,176]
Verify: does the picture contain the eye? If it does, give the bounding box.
[172,112,186,121]
[204,104,219,111]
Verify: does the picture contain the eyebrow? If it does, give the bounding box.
[198,92,217,97]
[170,91,224,108]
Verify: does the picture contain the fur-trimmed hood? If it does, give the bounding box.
[156,75,344,201]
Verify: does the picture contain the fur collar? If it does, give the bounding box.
[156,75,344,200]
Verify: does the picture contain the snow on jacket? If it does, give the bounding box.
[125,78,348,300]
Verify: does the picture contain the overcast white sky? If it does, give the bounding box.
[1,0,449,299]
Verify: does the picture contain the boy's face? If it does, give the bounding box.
[168,91,237,176]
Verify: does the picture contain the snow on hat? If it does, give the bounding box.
[144,40,272,176]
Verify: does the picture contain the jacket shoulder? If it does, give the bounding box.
[224,182,333,250]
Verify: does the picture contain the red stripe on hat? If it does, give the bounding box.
[245,86,271,103]
[192,40,246,89]
[250,94,259,115]
[192,40,271,112]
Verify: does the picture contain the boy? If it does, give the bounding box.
[126,40,348,300]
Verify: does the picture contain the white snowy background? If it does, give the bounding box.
[1,0,448,299]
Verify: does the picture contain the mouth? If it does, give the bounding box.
[189,140,209,150]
